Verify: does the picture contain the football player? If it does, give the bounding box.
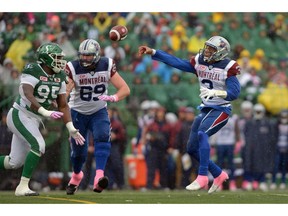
[65,39,130,195]
[138,36,241,194]
[0,42,85,196]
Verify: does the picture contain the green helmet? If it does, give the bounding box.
[36,42,67,73]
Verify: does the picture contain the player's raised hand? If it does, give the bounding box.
[138,46,153,56]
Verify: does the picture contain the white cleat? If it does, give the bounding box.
[15,185,39,196]
[208,171,229,194]
[208,184,220,194]
[186,180,202,191]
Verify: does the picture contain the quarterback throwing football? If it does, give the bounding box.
[138,36,241,193]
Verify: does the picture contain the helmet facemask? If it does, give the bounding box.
[37,43,67,73]
[49,53,67,73]
[78,39,101,67]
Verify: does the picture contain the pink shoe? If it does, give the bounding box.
[69,171,84,185]
[66,171,84,195]
[186,175,209,191]
[208,171,229,194]
[93,176,109,193]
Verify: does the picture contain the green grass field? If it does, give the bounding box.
[1,189,287,216]
[1,189,288,204]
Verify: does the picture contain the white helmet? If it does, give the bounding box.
[202,36,230,62]
[140,100,151,110]
[78,39,101,67]
[253,103,265,120]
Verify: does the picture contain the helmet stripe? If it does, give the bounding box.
[83,39,90,51]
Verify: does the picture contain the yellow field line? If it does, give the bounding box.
[36,196,97,204]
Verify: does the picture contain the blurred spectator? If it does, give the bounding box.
[232,44,245,60]
[239,67,262,89]
[175,107,197,188]
[138,25,156,48]
[110,12,127,27]
[143,106,170,189]
[106,107,127,190]
[188,25,207,54]
[85,14,99,42]
[273,14,288,40]
[4,67,20,98]
[104,41,126,67]
[93,12,112,34]
[249,49,265,72]
[134,13,156,37]
[57,32,77,61]
[165,111,178,190]
[242,103,277,191]
[0,58,14,85]
[47,15,62,39]
[22,39,41,64]
[5,30,32,71]
[186,12,201,29]
[0,21,17,61]
[25,24,38,43]
[270,109,288,190]
[171,24,188,52]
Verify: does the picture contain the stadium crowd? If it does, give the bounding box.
[0,12,288,192]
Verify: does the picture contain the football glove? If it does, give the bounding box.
[66,122,85,145]
[98,94,119,102]
[38,107,63,119]
[199,87,227,101]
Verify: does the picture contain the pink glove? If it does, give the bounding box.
[38,107,63,119]
[50,111,64,119]
[98,95,119,102]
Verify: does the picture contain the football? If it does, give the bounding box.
[109,25,128,41]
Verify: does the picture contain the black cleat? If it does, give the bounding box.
[66,184,78,195]
[93,176,109,193]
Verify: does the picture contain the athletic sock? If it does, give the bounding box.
[0,155,6,170]
[22,151,40,178]
[94,169,104,184]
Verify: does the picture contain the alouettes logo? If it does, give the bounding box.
[40,76,48,81]
[198,65,207,72]
[79,74,87,79]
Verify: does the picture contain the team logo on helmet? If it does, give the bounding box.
[219,39,227,48]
